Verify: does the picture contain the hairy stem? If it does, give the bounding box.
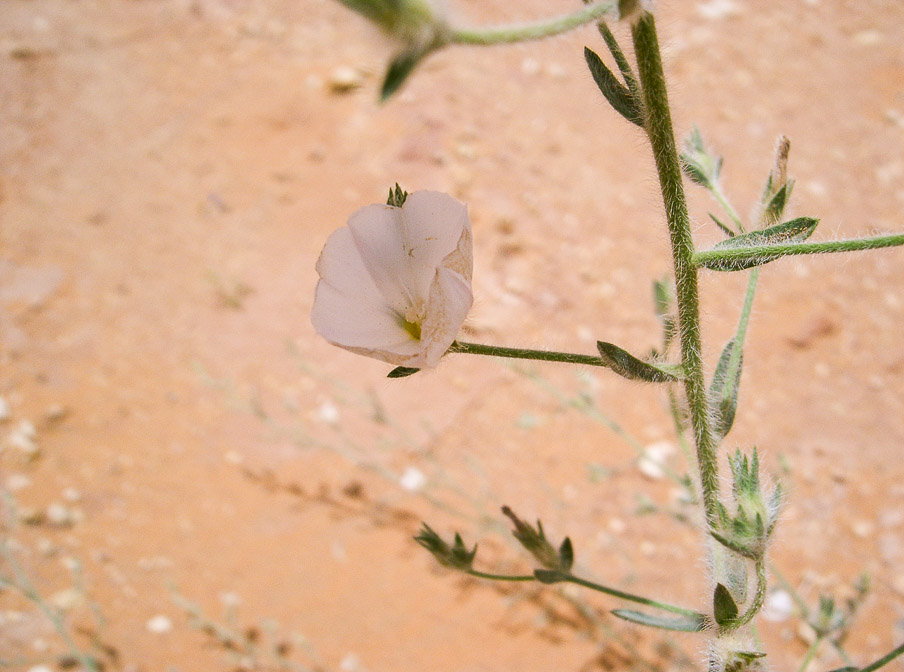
[446,2,615,46]
[631,13,720,526]
[450,340,611,367]
[693,233,904,268]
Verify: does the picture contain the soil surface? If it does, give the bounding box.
[2,1,904,671]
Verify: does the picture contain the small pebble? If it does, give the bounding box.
[0,396,10,422]
[762,589,795,622]
[399,466,426,492]
[46,502,77,527]
[316,401,340,425]
[329,66,363,93]
[146,614,173,634]
[638,441,675,480]
[50,588,83,611]
[6,473,32,491]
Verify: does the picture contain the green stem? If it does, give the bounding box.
[466,567,702,619]
[631,13,720,526]
[450,340,611,367]
[729,560,767,630]
[564,574,703,618]
[467,569,535,582]
[0,540,99,672]
[722,267,758,402]
[860,641,904,672]
[797,635,826,672]
[446,2,615,46]
[694,233,904,268]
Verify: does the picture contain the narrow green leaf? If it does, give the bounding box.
[762,180,794,226]
[381,45,430,101]
[825,667,858,672]
[598,22,640,98]
[584,47,643,126]
[558,537,574,572]
[713,583,740,625]
[596,341,683,383]
[611,608,706,632]
[388,366,420,378]
[680,127,722,190]
[709,338,742,440]
[533,569,566,584]
[700,217,819,271]
[709,212,735,238]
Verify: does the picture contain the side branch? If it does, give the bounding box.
[693,233,904,269]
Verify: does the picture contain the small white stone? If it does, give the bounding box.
[0,396,10,422]
[46,502,76,527]
[638,441,675,480]
[317,401,340,425]
[399,466,426,492]
[62,487,82,503]
[6,473,31,491]
[329,66,363,93]
[27,666,54,672]
[340,653,363,671]
[762,589,795,622]
[146,614,173,634]
[697,0,741,20]
[50,588,83,611]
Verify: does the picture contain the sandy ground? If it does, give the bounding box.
[2,0,904,670]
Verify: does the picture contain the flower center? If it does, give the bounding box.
[401,318,422,341]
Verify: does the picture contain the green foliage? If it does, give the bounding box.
[584,47,644,126]
[699,217,820,271]
[386,182,409,207]
[502,506,574,572]
[414,523,478,571]
[709,338,743,441]
[596,341,683,382]
[611,608,707,632]
[387,366,420,378]
[680,126,723,190]
[713,583,739,626]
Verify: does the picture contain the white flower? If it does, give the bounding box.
[312,191,473,369]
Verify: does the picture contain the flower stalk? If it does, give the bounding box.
[631,13,721,526]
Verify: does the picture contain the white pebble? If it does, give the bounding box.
[6,473,31,491]
[146,614,173,634]
[0,396,10,422]
[399,466,426,492]
[329,66,363,93]
[762,589,795,622]
[317,401,340,425]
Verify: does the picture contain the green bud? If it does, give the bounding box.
[712,449,781,559]
[680,126,723,191]
[501,506,573,572]
[414,523,477,571]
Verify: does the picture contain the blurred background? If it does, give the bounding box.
[2,0,903,669]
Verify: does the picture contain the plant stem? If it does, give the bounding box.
[797,635,826,672]
[631,13,720,526]
[466,566,702,619]
[564,573,704,618]
[467,569,535,582]
[860,641,904,672]
[450,340,611,367]
[446,2,615,46]
[730,560,767,630]
[693,233,904,268]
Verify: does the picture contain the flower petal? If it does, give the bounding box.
[398,191,472,282]
[347,203,434,317]
[421,267,473,367]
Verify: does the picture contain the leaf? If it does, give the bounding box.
[761,180,794,226]
[584,47,643,127]
[680,127,722,189]
[558,537,574,572]
[381,45,431,101]
[713,583,740,626]
[533,569,566,584]
[699,217,820,271]
[709,212,735,238]
[611,608,707,632]
[709,338,742,440]
[596,341,683,383]
[388,366,420,378]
